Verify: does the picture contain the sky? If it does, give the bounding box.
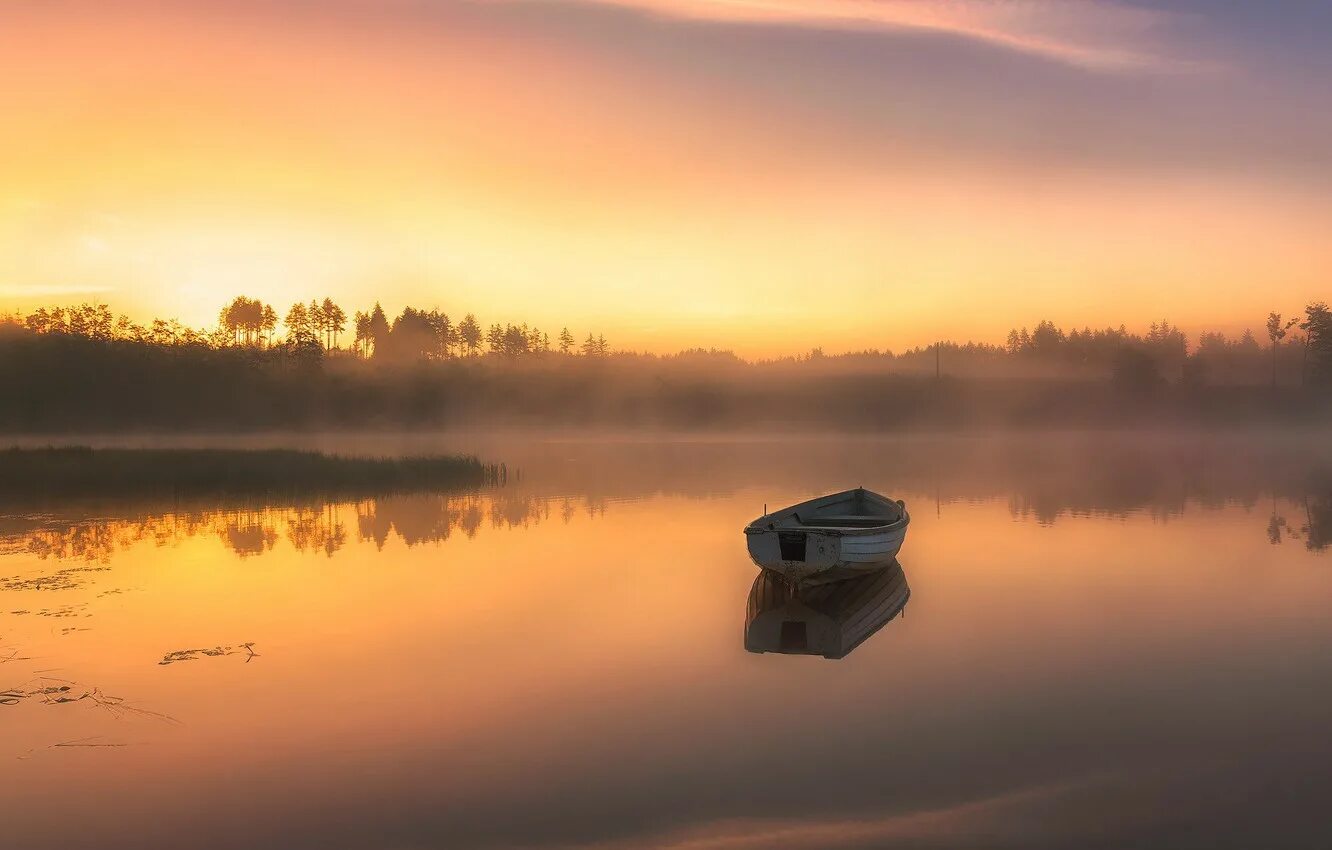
[1,0,1329,355]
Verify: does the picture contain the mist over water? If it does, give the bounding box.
[6,0,1332,844]
[2,432,1330,849]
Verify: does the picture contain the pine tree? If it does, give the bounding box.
[458,313,481,356]
[284,302,311,345]
[323,298,346,349]
[367,303,390,357]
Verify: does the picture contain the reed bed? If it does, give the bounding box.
[0,446,506,498]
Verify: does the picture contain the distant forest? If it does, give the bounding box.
[1,297,1330,430]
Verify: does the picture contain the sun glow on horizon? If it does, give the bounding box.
[1,0,1329,356]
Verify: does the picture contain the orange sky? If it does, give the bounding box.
[1,0,1329,355]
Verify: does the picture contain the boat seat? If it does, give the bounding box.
[795,516,895,530]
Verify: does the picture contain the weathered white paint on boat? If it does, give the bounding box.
[743,488,909,582]
[745,562,910,659]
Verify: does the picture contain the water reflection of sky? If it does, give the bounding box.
[1,436,1330,849]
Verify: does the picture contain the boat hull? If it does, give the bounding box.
[745,523,907,582]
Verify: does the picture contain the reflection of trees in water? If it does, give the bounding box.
[999,457,1269,526]
[2,471,1328,563]
[286,505,346,557]
[23,524,125,564]
[357,495,453,549]
[993,457,1329,553]
[1007,492,1194,525]
[220,509,279,558]
[486,436,1329,541]
[0,492,590,564]
[1302,492,1332,551]
[1265,481,1331,552]
[1268,512,1288,546]
[355,492,558,549]
[1005,486,1327,553]
[7,513,223,564]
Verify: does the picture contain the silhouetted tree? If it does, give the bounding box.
[322,298,346,349]
[378,307,437,361]
[1145,320,1188,380]
[434,311,454,358]
[458,314,481,356]
[1029,320,1065,357]
[23,308,52,334]
[352,310,370,357]
[261,304,278,346]
[148,318,182,346]
[219,300,239,345]
[307,300,327,349]
[367,303,390,357]
[504,324,531,356]
[1301,302,1332,387]
[220,297,268,345]
[284,302,316,346]
[559,327,575,355]
[1266,312,1297,387]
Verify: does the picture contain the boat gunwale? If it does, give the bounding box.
[744,488,910,536]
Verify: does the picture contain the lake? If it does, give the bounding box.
[2,432,1330,849]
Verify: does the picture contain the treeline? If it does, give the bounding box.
[14,297,612,361]
[1,297,1330,431]
[7,297,1331,386]
[775,309,1332,389]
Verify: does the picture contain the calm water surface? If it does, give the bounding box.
[2,434,1330,849]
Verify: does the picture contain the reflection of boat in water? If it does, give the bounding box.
[744,561,910,660]
[744,488,909,582]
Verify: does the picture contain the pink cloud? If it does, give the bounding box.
[564,0,1196,71]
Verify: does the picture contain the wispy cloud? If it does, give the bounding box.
[562,0,1194,71]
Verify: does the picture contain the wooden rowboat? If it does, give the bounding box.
[744,561,910,659]
[743,488,909,582]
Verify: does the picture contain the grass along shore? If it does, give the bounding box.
[0,446,506,498]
